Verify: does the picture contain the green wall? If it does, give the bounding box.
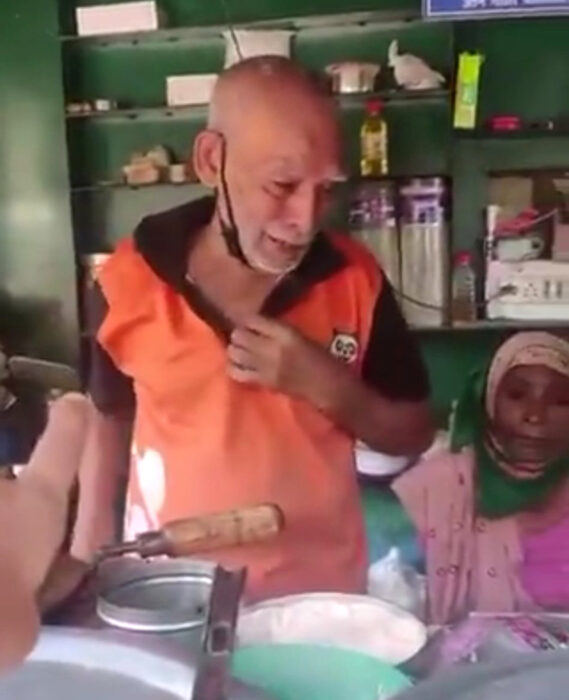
[2,1,568,416]
[0,1,78,365]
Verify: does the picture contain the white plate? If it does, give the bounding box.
[355,445,410,477]
[238,592,427,665]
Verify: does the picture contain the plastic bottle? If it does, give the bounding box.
[360,99,388,177]
[451,250,477,323]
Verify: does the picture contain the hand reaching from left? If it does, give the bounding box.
[0,394,89,672]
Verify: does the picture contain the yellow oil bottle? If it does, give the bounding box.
[360,99,388,177]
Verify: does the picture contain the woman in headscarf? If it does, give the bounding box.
[393,331,569,624]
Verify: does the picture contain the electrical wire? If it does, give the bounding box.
[218,0,243,62]
[391,285,517,312]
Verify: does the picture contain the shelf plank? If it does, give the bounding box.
[412,319,569,332]
[456,129,569,140]
[65,88,449,122]
[66,104,209,122]
[60,9,420,46]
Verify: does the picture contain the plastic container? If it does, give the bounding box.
[349,182,400,289]
[399,178,448,327]
[451,251,477,323]
[232,644,412,700]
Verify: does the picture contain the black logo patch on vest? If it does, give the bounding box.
[329,330,359,365]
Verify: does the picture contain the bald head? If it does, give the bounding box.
[209,56,336,135]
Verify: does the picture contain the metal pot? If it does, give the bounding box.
[0,627,270,700]
[326,62,380,94]
[96,557,216,651]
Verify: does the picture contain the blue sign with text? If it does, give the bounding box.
[424,0,569,19]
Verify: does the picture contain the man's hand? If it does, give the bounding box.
[228,315,335,402]
[228,315,434,456]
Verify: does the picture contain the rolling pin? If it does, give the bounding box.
[97,503,284,561]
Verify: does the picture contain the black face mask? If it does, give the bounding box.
[217,136,252,268]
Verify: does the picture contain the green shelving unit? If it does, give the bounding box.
[61,6,454,255]
[55,1,569,414]
[1,1,567,411]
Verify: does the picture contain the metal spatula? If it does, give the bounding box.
[191,565,247,700]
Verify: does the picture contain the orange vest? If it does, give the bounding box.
[98,233,382,601]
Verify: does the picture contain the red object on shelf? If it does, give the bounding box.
[454,250,473,266]
[488,115,522,131]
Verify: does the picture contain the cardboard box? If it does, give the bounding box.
[166,74,218,107]
[76,2,160,37]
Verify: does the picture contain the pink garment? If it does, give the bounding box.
[393,448,534,625]
[522,514,569,609]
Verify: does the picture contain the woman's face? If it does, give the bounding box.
[493,364,569,468]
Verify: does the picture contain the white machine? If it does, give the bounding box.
[485,260,569,321]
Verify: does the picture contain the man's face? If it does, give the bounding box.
[218,107,342,275]
[492,364,569,468]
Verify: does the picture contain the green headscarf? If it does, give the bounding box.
[449,332,569,520]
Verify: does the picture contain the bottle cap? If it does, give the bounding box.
[454,250,473,265]
[365,99,383,115]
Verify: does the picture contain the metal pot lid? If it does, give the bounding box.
[397,650,569,700]
[97,558,215,633]
[0,627,272,700]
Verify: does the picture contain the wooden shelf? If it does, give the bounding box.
[65,88,449,122]
[456,129,569,140]
[60,9,420,46]
[70,181,206,194]
[66,104,208,122]
[339,87,449,107]
[412,319,569,332]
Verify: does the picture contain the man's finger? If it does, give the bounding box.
[242,314,288,340]
[21,393,90,494]
[227,343,257,370]
[230,326,268,353]
[227,362,260,384]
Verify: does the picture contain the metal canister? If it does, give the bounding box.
[81,254,110,337]
[399,178,448,327]
[96,558,216,652]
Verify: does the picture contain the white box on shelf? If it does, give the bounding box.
[485,259,569,320]
[166,74,218,107]
[76,1,160,37]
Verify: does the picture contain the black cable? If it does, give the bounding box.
[218,0,243,62]
[217,136,251,267]
[390,285,518,312]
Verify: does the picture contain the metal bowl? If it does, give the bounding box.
[97,558,215,649]
[0,627,271,700]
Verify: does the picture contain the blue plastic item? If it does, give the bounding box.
[231,643,412,700]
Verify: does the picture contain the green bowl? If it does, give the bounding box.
[231,643,412,700]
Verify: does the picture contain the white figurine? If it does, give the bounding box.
[388,40,445,90]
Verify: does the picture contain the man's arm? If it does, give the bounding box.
[299,281,433,455]
[70,283,135,562]
[228,280,435,456]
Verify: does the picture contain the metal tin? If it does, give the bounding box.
[97,558,215,649]
[0,627,271,700]
[82,253,110,285]
[94,99,116,112]
[326,62,380,94]
[81,254,111,337]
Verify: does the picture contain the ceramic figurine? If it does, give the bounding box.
[388,40,445,90]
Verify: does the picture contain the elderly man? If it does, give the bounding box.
[73,56,433,601]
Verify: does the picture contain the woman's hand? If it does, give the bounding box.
[0,394,89,671]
